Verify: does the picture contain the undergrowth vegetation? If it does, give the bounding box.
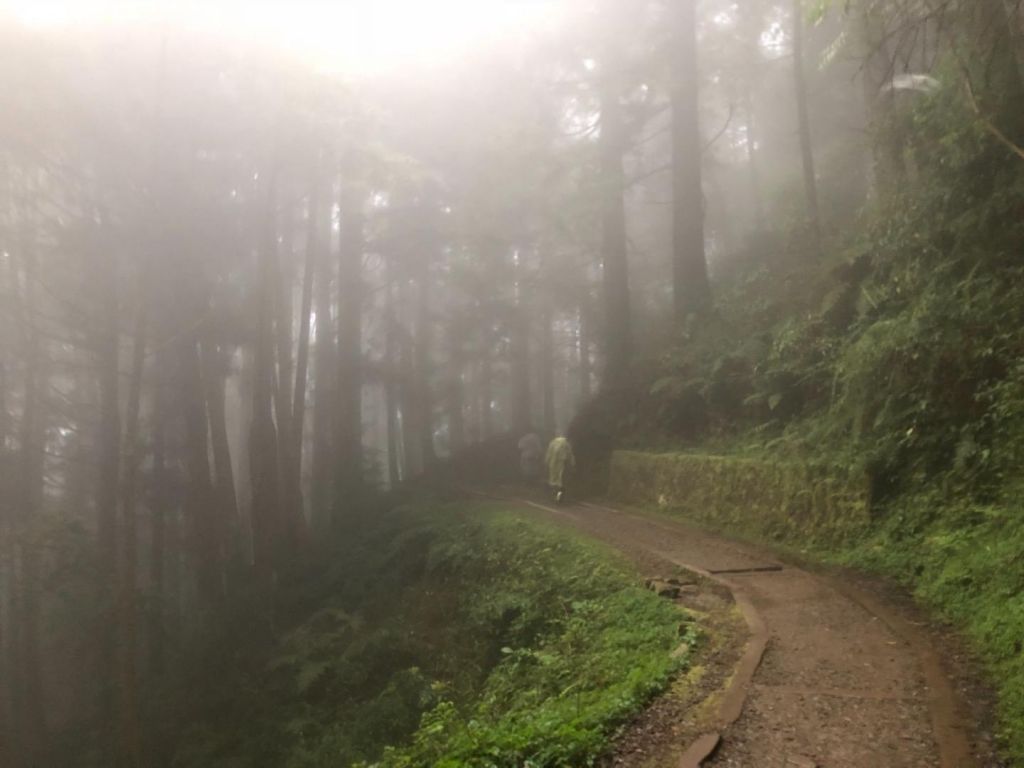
[571,75,1024,760]
[171,503,693,768]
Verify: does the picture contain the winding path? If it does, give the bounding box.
[506,495,995,768]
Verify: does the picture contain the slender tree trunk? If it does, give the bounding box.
[94,239,121,755]
[116,299,146,768]
[399,289,423,477]
[479,348,494,441]
[510,251,531,433]
[148,353,168,678]
[385,373,401,487]
[383,262,402,487]
[0,359,11,768]
[310,181,335,529]
[409,220,435,470]
[744,87,765,230]
[540,298,556,435]
[0,238,17,763]
[180,335,221,608]
[966,0,1024,139]
[598,57,632,386]
[274,205,295,426]
[447,327,466,455]
[290,176,318,502]
[272,201,306,547]
[578,300,592,403]
[196,339,236,557]
[335,181,364,516]
[672,0,711,319]
[11,245,46,768]
[250,172,283,580]
[740,0,766,232]
[859,2,904,198]
[792,0,823,252]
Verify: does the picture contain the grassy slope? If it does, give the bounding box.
[629,482,1024,760]
[577,82,1024,761]
[171,503,694,768]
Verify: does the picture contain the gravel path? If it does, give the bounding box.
[513,496,1002,768]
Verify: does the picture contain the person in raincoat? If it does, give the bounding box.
[545,435,575,503]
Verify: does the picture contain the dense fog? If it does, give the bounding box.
[2,1,1021,765]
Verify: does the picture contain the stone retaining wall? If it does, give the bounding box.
[608,451,871,545]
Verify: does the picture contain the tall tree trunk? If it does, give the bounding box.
[383,260,401,488]
[399,287,424,478]
[671,0,711,319]
[478,347,494,441]
[792,0,823,252]
[94,241,121,755]
[148,351,168,678]
[859,2,904,198]
[11,245,46,768]
[272,201,305,547]
[965,0,1024,140]
[510,250,531,433]
[250,172,283,581]
[744,86,766,230]
[274,205,295,423]
[466,360,481,445]
[598,57,632,386]
[385,374,402,487]
[578,300,592,404]
[740,0,766,232]
[180,335,221,608]
[199,339,239,585]
[540,298,556,435]
[447,326,466,455]
[116,299,146,768]
[413,270,435,467]
[0,359,11,768]
[290,176,318,505]
[335,181,364,517]
[310,180,335,529]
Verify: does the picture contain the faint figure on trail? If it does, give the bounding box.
[545,435,575,504]
[518,431,543,483]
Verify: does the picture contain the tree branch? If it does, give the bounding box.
[961,69,1024,161]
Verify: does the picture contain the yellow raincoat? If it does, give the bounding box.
[545,436,575,489]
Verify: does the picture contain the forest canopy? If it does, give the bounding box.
[2,0,1023,766]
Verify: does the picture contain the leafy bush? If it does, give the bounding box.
[172,505,692,768]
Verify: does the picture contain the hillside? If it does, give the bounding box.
[571,72,1024,760]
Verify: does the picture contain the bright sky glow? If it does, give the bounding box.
[2,0,563,76]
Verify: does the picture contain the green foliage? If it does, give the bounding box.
[172,505,691,768]
[828,488,1024,763]
[598,72,1024,760]
[376,588,692,768]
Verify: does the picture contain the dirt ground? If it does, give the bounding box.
[503,492,1005,768]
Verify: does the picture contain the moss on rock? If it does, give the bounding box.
[608,451,871,546]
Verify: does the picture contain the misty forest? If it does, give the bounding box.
[2,1,1024,766]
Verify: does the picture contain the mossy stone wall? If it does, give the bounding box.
[608,451,871,546]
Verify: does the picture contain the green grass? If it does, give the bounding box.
[171,503,694,768]
[614,456,1024,764]
[834,490,1024,762]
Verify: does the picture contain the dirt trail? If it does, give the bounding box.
[512,497,1000,768]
